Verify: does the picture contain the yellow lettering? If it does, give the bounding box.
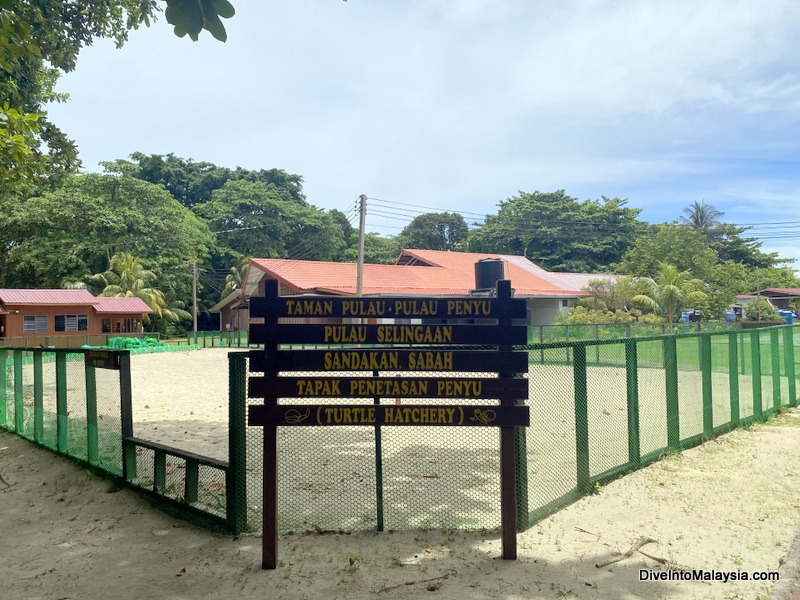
[323,325,367,343]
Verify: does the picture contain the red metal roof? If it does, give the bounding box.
[248,250,604,298]
[94,297,154,314]
[0,289,98,306]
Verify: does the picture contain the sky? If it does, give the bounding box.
[46,0,800,269]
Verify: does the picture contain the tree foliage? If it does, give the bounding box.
[467,190,646,272]
[744,299,779,322]
[399,212,468,251]
[91,253,191,325]
[126,153,306,208]
[0,168,213,298]
[0,1,237,194]
[619,224,718,281]
[631,263,708,329]
[193,179,344,261]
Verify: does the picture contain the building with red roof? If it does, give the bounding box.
[211,249,616,330]
[0,289,153,342]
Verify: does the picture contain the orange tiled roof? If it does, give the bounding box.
[248,250,608,298]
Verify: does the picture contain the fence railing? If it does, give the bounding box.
[188,330,250,348]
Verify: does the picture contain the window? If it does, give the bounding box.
[102,319,111,333]
[23,315,48,333]
[562,300,569,307]
[55,314,89,332]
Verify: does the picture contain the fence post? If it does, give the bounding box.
[56,352,68,452]
[227,352,248,534]
[770,329,781,411]
[372,369,385,532]
[728,332,740,427]
[739,330,747,375]
[14,349,23,433]
[700,334,713,437]
[539,326,544,364]
[625,339,640,466]
[85,362,99,465]
[0,348,6,428]
[750,330,763,421]
[573,344,590,492]
[664,337,680,450]
[33,349,43,442]
[119,351,137,480]
[783,326,796,407]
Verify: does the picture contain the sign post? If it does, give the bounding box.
[247,279,529,569]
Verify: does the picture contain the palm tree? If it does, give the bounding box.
[90,253,190,324]
[679,200,724,247]
[221,257,250,299]
[631,262,708,331]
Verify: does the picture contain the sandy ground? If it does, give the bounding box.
[4,347,800,599]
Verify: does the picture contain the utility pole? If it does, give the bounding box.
[192,261,198,332]
[356,194,367,297]
[756,267,761,322]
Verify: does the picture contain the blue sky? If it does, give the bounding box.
[46,0,800,268]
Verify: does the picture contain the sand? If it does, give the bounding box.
[3,347,800,599]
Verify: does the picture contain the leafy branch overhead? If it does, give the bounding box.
[165,0,235,42]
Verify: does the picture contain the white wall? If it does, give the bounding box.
[526,298,572,325]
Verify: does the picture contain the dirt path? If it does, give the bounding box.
[4,407,800,599]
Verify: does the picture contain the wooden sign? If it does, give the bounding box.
[84,350,121,370]
[250,295,527,320]
[250,322,527,346]
[247,279,529,570]
[249,404,530,427]
[249,348,528,373]
[249,375,528,399]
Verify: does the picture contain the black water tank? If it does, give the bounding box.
[474,258,505,290]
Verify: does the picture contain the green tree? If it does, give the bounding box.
[1,167,213,297]
[578,276,649,313]
[194,180,344,261]
[91,253,191,326]
[744,298,779,322]
[679,200,723,246]
[0,103,41,193]
[341,233,403,265]
[678,201,780,268]
[631,262,709,330]
[399,212,468,251]
[0,1,235,193]
[221,256,249,299]
[619,224,718,281]
[126,153,306,208]
[468,191,646,272]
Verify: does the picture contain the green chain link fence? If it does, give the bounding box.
[3,324,798,537]
[239,324,799,534]
[1,347,248,534]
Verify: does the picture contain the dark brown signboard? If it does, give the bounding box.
[249,404,530,427]
[249,375,528,400]
[249,348,528,373]
[247,278,529,570]
[250,295,526,320]
[249,322,527,346]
